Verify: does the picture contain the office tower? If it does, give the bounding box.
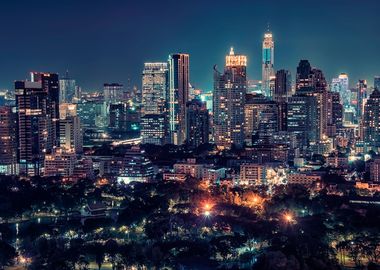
[295,62,328,140]
[109,103,128,132]
[262,30,275,98]
[74,86,82,102]
[186,99,209,148]
[141,114,168,145]
[274,70,291,131]
[59,104,83,154]
[168,53,190,145]
[0,106,18,175]
[244,94,278,145]
[31,72,60,149]
[356,79,367,120]
[287,94,318,152]
[15,81,49,175]
[118,146,154,184]
[141,62,168,116]
[77,99,106,129]
[214,48,247,149]
[59,71,76,103]
[296,60,313,90]
[327,92,343,136]
[363,88,380,150]
[331,73,350,108]
[104,83,124,104]
[274,70,291,102]
[375,76,380,90]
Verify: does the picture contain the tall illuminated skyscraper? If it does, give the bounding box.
[59,71,76,104]
[0,106,17,175]
[363,88,380,150]
[31,72,60,149]
[168,53,189,145]
[15,81,49,176]
[214,47,247,149]
[262,30,274,97]
[274,69,291,131]
[331,73,349,108]
[356,79,367,119]
[141,62,168,116]
[59,103,83,154]
[375,76,380,90]
[104,83,124,104]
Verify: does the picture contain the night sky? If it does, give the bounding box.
[0,0,379,91]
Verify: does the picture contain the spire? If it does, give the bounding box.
[229,47,234,55]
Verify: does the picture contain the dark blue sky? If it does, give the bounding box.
[0,0,379,91]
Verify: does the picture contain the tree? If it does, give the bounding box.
[0,241,16,269]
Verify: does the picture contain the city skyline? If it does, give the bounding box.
[1,0,380,91]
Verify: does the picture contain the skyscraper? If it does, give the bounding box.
[295,62,328,140]
[375,76,380,90]
[104,83,124,104]
[331,73,349,108]
[287,93,318,152]
[141,62,168,116]
[274,69,291,131]
[186,99,209,148]
[141,114,168,145]
[59,103,83,154]
[214,48,247,149]
[168,53,189,145]
[262,31,275,98]
[0,106,18,175]
[356,79,367,120]
[244,94,278,145]
[31,72,60,149]
[296,60,313,90]
[363,88,380,150]
[59,71,76,104]
[15,81,49,176]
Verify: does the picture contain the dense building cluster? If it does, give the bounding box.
[0,29,380,269]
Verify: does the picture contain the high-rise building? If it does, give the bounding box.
[15,81,49,175]
[0,106,18,175]
[262,31,275,98]
[186,99,209,148]
[109,103,128,132]
[244,94,278,145]
[59,104,83,154]
[274,70,291,131]
[363,88,380,150]
[326,91,343,137]
[31,72,60,149]
[141,114,168,145]
[375,76,380,90]
[370,158,380,182]
[331,73,349,108]
[104,83,124,104]
[168,53,189,145]
[214,48,247,149]
[287,93,318,152]
[59,71,76,103]
[356,80,367,120]
[296,60,313,90]
[141,63,168,116]
[274,70,291,102]
[295,63,328,140]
